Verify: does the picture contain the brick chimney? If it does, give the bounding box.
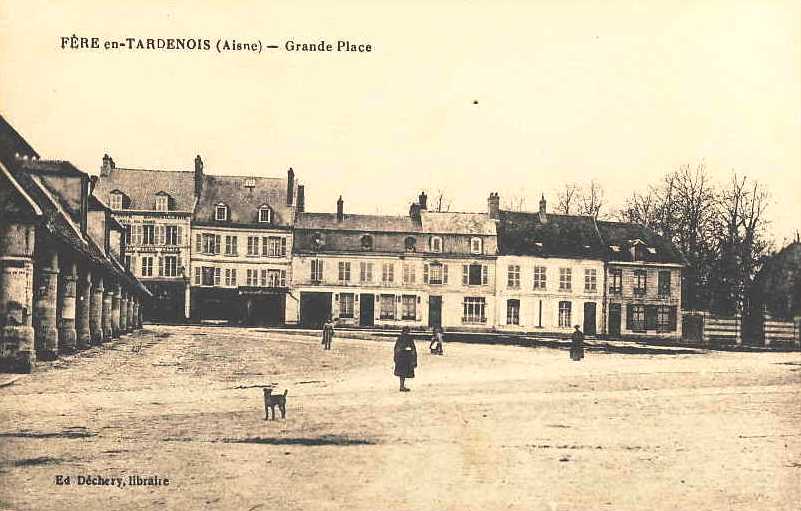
[538,194,547,223]
[487,192,500,220]
[100,154,115,177]
[286,167,295,206]
[296,185,305,213]
[418,192,428,210]
[409,202,421,221]
[194,155,204,197]
[336,196,344,222]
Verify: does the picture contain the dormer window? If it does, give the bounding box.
[215,203,229,221]
[155,194,169,212]
[312,232,325,249]
[430,236,443,253]
[361,235,374,250]
[405,236,417,252]
[470,237,482,255]
[109,192,123,210]
[258,205,272,223]
[244,178,256,188]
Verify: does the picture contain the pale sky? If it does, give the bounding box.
[1,0,799,243]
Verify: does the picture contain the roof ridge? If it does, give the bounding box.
[112,167,192,174]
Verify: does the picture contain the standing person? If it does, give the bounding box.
[321,316,335,350]
[570,325,585,361]
[394,326,418,392]
[429,326,444,355]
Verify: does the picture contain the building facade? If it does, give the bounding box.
[0,116,149,373]
[291,194,498,330]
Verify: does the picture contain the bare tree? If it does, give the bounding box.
[502,193,527,212]
[556,183,579,215]
[577,180,606,218]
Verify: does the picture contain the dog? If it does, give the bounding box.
[263,387,288,420]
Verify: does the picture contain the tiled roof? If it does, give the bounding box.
[94,167,197,212]
[0,114,39,162]
[498,210,607,259]
[194,174,295,227]
[596,221,685,265]
[17,158,84,176]
[421,211,496,236]
[296,212,420,233]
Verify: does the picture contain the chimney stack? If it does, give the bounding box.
[194,155,204,197]
[100,154,115,177]
[539,194,547,223]
[296,185,305,213]
[286,167,295,206]
[487,192,500,220]
[418,192,428,210]
[409,202,421,221]
[336,196,344,222]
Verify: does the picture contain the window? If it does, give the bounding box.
[141,257,154,277]
[402,263,416,284]
[382,263,394,283]
[122,224,131,244]
[260,270,267,287]
[214,267,221,286]
[339,293,355,318]
[402,295,417,320]
[359,262,373,282]
[634,270,647,296]
[263,236,287,257]
[463,297,486,324]
[657,305,677,332]
[132,225,143,245]
[380,294,396,320]
[266,269,287,288]
[559,268,572,291]
[425,263,447,285]
[155,195,169,211]
[215,204,228,221]
[338,261,351,282]
[162,256,179,277]
[246,269,258,286]
[507,265,520,289]
[658,271,671,297]
[124,256,131,271]
[225,269,237,287]
[311,259,323,282]
[405,237,416,252]
[609,268,622,294]
[533,266,546,289]
[361,235,373,251]
[165,225,180,246]
[225,235,238,256]
[584,269,597,293]
[194,267,200,285]
[558,301,572,328]
[200,266,216,286]
[628,304,646,332]
[142,224,156,245]
[247,236,259,256]
[109,193,123,210]
[463,264,488,286]
[470,237,483,255]
[507,299,520,325]
[430,236,442,253]
[202,234,220,255]
[258,206,272,223]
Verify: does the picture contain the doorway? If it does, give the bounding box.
[299,292,332,329]
[608,303,621,338]
[583,302,597,336]
[428,296,442,328]
[359,294,374,327]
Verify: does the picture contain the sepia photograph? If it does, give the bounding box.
[0,1,799,509]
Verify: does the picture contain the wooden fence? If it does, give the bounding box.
[763,315,801,347]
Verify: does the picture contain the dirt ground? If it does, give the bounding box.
[0,325,799,511]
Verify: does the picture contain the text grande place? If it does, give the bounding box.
[285,40,372,52]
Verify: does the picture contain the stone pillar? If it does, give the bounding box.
[119,290,128,334]
[102,284,113,341]
[127,295,135,332]
[33,247,59,361]
[57,260,78,353]
[111,284,121,338]
[89,274,104,345]
[75,269,92,349]
[132,297,140,329]
[0,223,36,373]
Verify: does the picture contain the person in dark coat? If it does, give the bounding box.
[570,325,585,361]
[394,326,418,391]
[429,326,444,355]
[321,317,335,350]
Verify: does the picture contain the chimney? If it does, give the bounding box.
[538,194,547,223]
[286,167,295,206]
[194,155,204,197]
[409,202,421,221]
[418,192,428,210]
[296,185,305,213]
[487,192,500,220]
[100,154,115,177]
[89,175,99,194]
[336,196,344,222]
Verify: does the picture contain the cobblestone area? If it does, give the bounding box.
[0,325,799,510]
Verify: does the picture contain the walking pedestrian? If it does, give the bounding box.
[394,326,417,392]
[321,316,335,350]
[570,325,585,361]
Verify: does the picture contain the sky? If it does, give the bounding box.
[1,0,799,243]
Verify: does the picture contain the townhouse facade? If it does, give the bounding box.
[1,116,149,373]
[291,194,498,330]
